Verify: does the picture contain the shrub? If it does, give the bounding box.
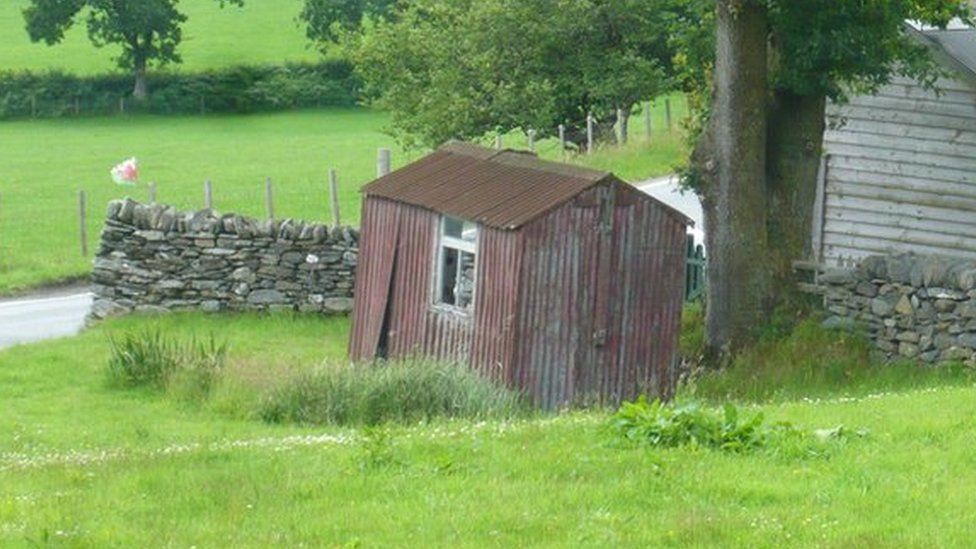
[608,397,770,453]
[258,359,526,426]
[0,61,361,119]
[607,397,862,458]
[107,330,226,399]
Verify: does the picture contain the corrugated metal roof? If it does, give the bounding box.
[363,141,661,230]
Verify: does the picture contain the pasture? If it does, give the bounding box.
[0,101,686,295]
[0,0,317,75]
[1,312,976,546]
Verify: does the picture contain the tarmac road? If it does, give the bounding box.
[0,288,93,351]
[637,174,705,244]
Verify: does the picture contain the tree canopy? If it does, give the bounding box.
[23,0,244,99]
[300,0,398,44]
[343,0,685,148]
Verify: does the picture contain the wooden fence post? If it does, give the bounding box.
[644,102,652,140]
[586,113,595,154]
[616,108,627,145]
[204,179,213,210]
[30,96,37,118]
[377,148,391,178]
[78,190,88,257]
[527,129,536,152]
[265,178,275,221]
[665,98,673,132]
[329,169,341,228]
[495,135,503,150]
[148,182,157,203]
[119,97,125,115]
[558,124,566,156]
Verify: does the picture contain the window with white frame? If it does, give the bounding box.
[436,215,478,310]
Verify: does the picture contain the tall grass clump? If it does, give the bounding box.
[684,317,973,403]
[259,359,526,426]
[106,330,227,400]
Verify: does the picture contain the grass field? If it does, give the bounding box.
[0,0,317,75]
[2,312,976,545]
[0,100,687,295]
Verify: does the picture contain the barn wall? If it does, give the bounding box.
[822,74,976,265]
[514,183,687,408]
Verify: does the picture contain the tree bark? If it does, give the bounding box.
[699,0,770,359]
[133,57,148,100]
[765,90,826,294]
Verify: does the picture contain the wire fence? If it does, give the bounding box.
[0,95,696,293]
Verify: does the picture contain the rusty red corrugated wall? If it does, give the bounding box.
[513,182,687,408]
[350,180,687,409]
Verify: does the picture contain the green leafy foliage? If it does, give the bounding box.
[347,0,687,147]
[258,358,526,426]
[106,330,226,398]
[0,61,360,119]
[300,0,397,44]
[608,397,865,459]
[609,397,769,453]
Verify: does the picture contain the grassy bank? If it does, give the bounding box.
[2,312,976,545]
[0,100,686,295]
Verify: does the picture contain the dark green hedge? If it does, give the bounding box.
[0,61,361,119]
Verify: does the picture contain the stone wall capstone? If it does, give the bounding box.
[91,199,358,319]
[821,253,976,366]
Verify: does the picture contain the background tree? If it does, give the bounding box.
[343,0,684,148]
[23,0,243,100]
[300,0,398,45]
[679,0,973,359]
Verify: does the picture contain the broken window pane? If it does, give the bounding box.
[437,216,477,310]
[439,247,459,305]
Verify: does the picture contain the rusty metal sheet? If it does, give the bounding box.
[348,198,402,360]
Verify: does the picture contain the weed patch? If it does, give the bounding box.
[607,397,861,458]
[683,317,975,403]
[107,330,226,401]
[258,358,526,426]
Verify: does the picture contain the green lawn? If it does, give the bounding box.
[0,0,317,75]
[0,100,686,295]
[2,312,976,546]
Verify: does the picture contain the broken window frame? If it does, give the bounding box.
[434,215,478,312]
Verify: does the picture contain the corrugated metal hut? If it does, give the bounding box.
[349,141,691,408]
[814,22,976,265]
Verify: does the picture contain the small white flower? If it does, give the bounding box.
[306,254,320,264]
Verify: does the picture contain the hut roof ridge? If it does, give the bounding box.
[363,141,686,229]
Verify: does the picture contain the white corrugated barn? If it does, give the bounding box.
[814,23,976,266]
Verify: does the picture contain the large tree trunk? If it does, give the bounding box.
[698,0,770,359]
[133,57,148,101]
[766,90,826,294]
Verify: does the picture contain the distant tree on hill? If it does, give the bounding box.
[328,0,685,148]
[23,0,244,100]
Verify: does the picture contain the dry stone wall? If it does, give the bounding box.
[821,253,976,366]
[91,199,358,319]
